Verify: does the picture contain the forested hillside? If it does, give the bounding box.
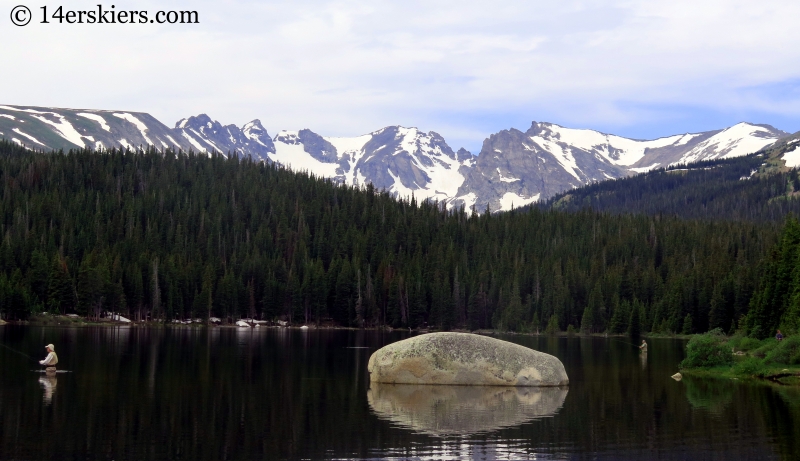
[0,141,795,336]
[744,217,800,338]
[541,137,800,222]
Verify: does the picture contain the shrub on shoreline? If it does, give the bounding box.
[764,336,800,365]
[680,329,733,369]
[732,357,766,377]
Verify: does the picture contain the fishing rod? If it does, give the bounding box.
[0,342,39,362]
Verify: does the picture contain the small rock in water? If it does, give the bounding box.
[671,372,682,381]
[367,332,568,387]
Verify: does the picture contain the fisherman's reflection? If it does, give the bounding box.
[640,351,648,369]
[39,374,57,405]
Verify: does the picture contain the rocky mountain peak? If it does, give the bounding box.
[241,119,275,153]
[1,105,790,214]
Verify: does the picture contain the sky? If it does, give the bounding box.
[2,0,800,154]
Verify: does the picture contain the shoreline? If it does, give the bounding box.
[681,366,800,386]
[3,314,694,339]
[679,331,800,386]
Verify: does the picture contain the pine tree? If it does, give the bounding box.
[47,254,74,314]
[682,313,694,335]
[628,300,642,338]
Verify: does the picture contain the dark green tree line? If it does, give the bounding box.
[744,217,800,338]
[0,140,792,335]
[541,151,800,222]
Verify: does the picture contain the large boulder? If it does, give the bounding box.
[367,332,568,386]
[367,383,568,436]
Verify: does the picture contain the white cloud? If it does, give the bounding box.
[1,0,799,151]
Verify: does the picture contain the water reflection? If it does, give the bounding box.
[683,376,735,413]
[367,383,568,436]
[2,328,798,460]
[38,374,57,405]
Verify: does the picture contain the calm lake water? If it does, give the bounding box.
[1,326,799,460]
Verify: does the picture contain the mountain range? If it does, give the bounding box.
[0,104,793,212]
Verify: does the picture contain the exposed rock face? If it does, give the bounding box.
[175,115,275,161]
[367,332,569,386]
[367,383,568,436]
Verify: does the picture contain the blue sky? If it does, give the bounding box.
[2,0,799,153]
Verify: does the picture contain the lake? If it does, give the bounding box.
[1,326,798,460]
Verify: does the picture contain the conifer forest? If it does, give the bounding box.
[1,139,799,338]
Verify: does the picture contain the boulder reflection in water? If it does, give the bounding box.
[367,383,567,436]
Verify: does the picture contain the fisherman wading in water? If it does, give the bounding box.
[638,339,648,352]
[39,344,58,374]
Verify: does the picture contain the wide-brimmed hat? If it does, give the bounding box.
[45,344,54,351]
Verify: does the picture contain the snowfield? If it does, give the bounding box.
[271,132,340,177]
[499,192,540,211]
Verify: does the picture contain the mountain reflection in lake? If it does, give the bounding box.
[367,384,567,436]
[1,326,799,460]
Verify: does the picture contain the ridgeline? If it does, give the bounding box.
[540,131,800,222]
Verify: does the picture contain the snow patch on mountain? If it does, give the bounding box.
[497,168,520,182]
[529,136,583,180]
[77,112,111,132]
[456,192,478,210]
[499,192,540,211]
[629,163,661,173]
[390,127,468,200]
[243,120,273,148]
[271,132,339,177]
[113,113,153,146]
[0,105,45,114]
[676,123,780,165]
[30,113,84,147]
[164,135,180,148]
[386,168,418,198]
[12,128,46,146]
[181,131,206,152]
[326,135,371,159]
[541,123,683,167]
[325,134,371,184]
[783,143,800,168]
[675,133,700,146]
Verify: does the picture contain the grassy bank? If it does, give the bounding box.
[680,329,800,384]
